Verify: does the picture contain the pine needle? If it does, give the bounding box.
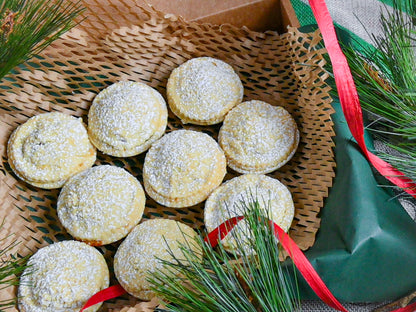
[330,0,416,187]
[0,220,29,311]
[148,198,301,312]
[0,0,84,81]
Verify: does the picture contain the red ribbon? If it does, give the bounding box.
[204,216,245,247]
[394,302,416,312]
[206,216,416,312]
[308,0,416,196]
[270,220,348,312]
[79,217,415,312]
[206,217,347,311]
[79,0,416,310]
[79,284,126,312]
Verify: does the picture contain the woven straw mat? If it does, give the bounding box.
[0,1,335,310]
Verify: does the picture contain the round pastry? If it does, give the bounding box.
[88,81,168,157]
[18,240,109,312]
[204,174,295,254]
[57,165,146,246]
[143,129,226,208]
[167,57,244,125]
[114,219,201,300]
[218,100,299,174]
[7,112,96,189]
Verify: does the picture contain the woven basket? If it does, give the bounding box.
[0,1,335,311]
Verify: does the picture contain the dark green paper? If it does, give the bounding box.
[293,99,416,302]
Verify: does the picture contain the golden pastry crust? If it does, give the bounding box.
[204,174,295,254]
[219,100,299,174]
[88,81,168,157]
[18,240,109,312]
[57,165,146,246]
[7,112,96,189]
[167,57,244,125]
[114,219,201,300]
[143,129,226,208]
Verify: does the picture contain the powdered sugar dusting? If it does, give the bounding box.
[167,57,243,125]
[204,174,295,254]
[143,129,226,207]
[7,112,96,189]
[57,165,145,245]
[219,100,299,174]
[88,81,168,157]
[18,240,109,312]
[114,219,201,300]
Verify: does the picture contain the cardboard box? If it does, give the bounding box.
[136,0,300,32]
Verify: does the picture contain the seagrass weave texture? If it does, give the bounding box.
[0,1,335,310]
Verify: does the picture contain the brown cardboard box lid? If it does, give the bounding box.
[136,0,300,32]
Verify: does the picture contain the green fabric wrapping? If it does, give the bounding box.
[294,99,416,302]
[285,0,416,302]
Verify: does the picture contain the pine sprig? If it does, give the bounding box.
[0,220,29,311]
[0,0,84,81]
[149,198,300,312]
[333,0,416,185]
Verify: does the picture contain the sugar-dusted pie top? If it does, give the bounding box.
[18,240,109,312]
[88,81,168,157]
[7,112,96,189]
[219,100,299,174]
[167,57,244,125]
[204,173,295,254]
[114,219,201,300]
[143,129,226,207]
[57,165,146,246]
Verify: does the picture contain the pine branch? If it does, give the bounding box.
[330,0,416,186]
[0,0,84,81]
[148,198,301,312]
